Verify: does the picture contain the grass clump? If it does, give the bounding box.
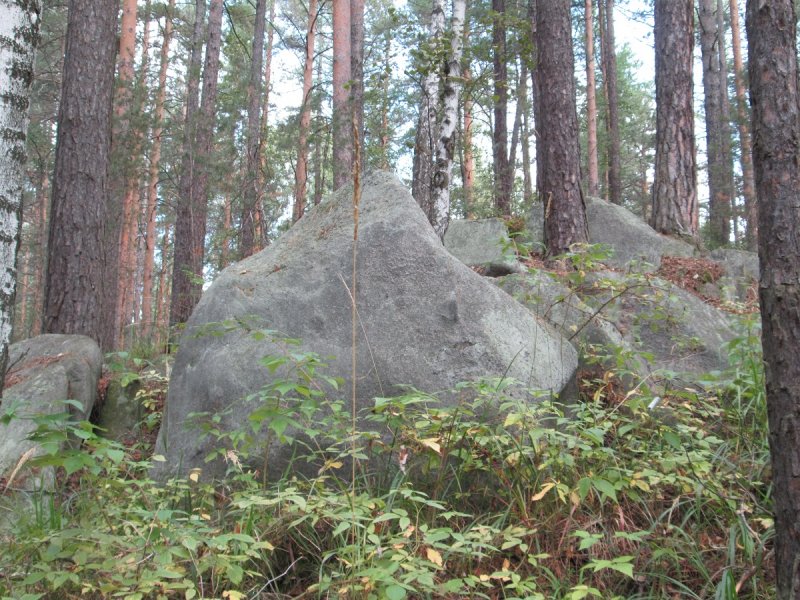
[0,322,773,599]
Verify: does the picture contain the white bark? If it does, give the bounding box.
[0,1,40,389]
[430,0,466,239]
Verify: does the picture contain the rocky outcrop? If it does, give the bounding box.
[0,334,102,487]
[444,218,526,275]
[154,172,578,480]
[528,197,696,271]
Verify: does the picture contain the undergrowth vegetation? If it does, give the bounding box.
[0,318,773,599]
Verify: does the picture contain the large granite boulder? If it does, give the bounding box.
[444,218,526,275]
[574,271,739,376]
[0,334,102,486]
[528,197,696,271]
[155,172,578,480]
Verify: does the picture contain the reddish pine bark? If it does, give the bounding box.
[536,0,589,259]
[332,0,353,190]
[651,0,698,237]
[141,0,174,339]
[44,0,119,351]
[294,0,318,223]
[746,2,800,597]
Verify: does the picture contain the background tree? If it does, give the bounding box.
[240,0,269,258]
[0,0,41,391]
[699,0,735,247]
[536,0,589,259]
[43,0,118,351]
[651,0,697,237]
[170,0,223,328]
[600,0,621,205]
[492,0,511,215]
[731,0,758,248]
[332,0,353,189]
[747,1,800,596]
[585,0,599,198]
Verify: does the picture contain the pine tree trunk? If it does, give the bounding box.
[141,0,174,339]
[0,0,41,388]
[699,0,734,246]
[170,0,222,327]
[651,0,698,237]
[350,0,365,175]
[113,0,139,345]
[601,0,622,204]
[463,28,475,217]
[585,0,600,198]
[746,3,800,597]
[379,32,391,169]
[412,0,445,216]
[332,0,353,190]
[429,0,466,239]
[241,0,268,258]
[32,170,48,337]
[44,0,118,351]
[536,0,589,259]
[294,0,318,223]
[259,0,275,176]
[730,0,758,249]
[492,0,511,215]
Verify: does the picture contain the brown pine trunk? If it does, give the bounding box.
[746,3,800,597]
[730,0,758,249]
[170,0,222,327]
[463,54,475,217]
[378,32,391,169]
[699,0,734,246]
[294,0,318,223]
[220,194,232,268]
[44,0,119,351]
[169,0,204,329]
[585,0,600,198]
[350,0,365,174]
[332,0,353,190]
[114,0,139,345]
[651,0,698,237]
[536,0,589,259]
[240,0,268,258]
[492,0,511,215]
[32,170,48,337]
[259,0,276,175]
[154,222,172,343]
[141,0,174,339]
[602,0,621,204]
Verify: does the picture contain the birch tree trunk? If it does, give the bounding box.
[294,0,318,223]
[141,0,174,339]
[430,0,466,240]
[240,0,268,258]
[0,0,40,390]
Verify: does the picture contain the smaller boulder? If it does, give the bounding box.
[528,197,696,271]
[444,218,526,276]
[0,334,102,485]
[575,271,739,376]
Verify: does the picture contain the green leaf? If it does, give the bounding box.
[592,478,618,502]
[385,584,407,600]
